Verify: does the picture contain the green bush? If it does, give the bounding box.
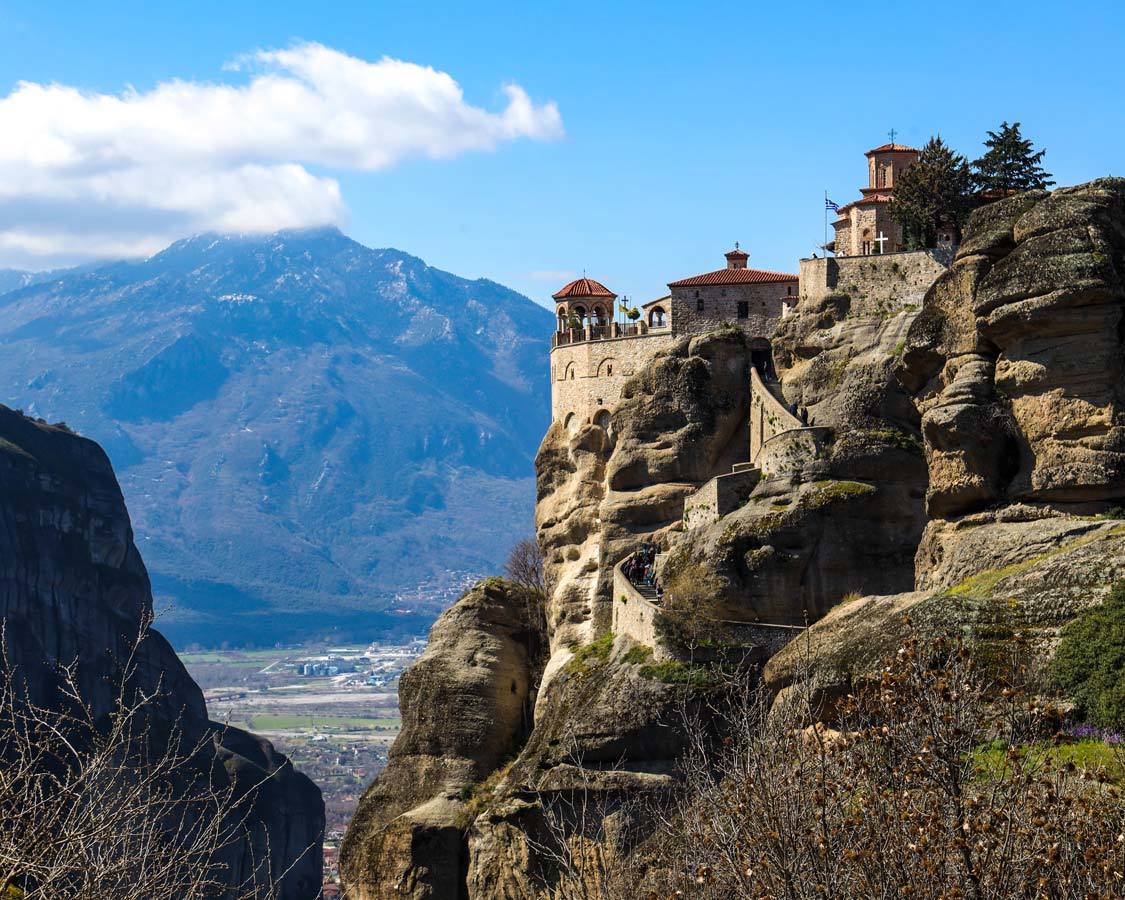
[1050,580,1125,730]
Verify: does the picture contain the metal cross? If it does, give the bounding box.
[874,231,889,253]
[888,128,897,145]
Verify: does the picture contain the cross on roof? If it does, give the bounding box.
[888,128,897,144]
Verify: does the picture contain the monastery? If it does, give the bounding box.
[549,139,952,437]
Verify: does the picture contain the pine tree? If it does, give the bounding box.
[972,121,1054,194]
[889,137,975,249]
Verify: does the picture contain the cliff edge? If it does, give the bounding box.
[0,406,325,898]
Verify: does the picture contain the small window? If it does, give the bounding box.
[736,301,749,319]
[696,297,705,312]
[787,285,793,296]
[606,364,613,375]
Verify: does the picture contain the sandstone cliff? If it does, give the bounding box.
[343,180,1125,897]
[0,406,324,898]
[767,178,1125,707]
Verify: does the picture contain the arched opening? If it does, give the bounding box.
[593,409,611,432]
[564,362,576,381]
[573,305,587,325]
[649,306,667,327]
[564,412,580,435]
[597,358,617,377]
[749,338,774,380]
[591,305,608,326]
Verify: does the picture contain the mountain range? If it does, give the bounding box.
[0,227,553,646]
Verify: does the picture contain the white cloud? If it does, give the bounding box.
[0,42,563,268]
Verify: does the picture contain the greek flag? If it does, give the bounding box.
[825,197,840,212]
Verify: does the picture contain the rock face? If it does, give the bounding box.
[536,328,754,652]
[0,406,324,898]
[768,179,1125,706]
[344,181,1125,896]
[340,578,545,899]
[667,261,930,624]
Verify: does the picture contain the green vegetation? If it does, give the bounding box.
[638,659,724,688]
[564,631,615,677]
[804,479,876,510]
[621,644,653,665]
[972,121,1054,194]
[974,739,1123,785]
[892,339,906,357]
[890,136,975,249]
[1051,580,1125,731]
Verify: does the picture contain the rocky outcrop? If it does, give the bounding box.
[768,179,1125,707]
[536,328,753,653]
[340,578,545,899]
[0,406,323,898]
[666,261,930,623]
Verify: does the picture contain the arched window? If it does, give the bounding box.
[649,306,667,327]
[564,362,576,381]
[573,305,587,324]
[594,410,611,431]
[591,305,608,326]
[564,412,579,435]
[598,358,617,377]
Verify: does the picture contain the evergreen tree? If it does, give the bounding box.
[889,137,975,249]
[972,121,1054,194]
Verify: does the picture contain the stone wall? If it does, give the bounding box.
[756,426,833,477]
[611,563,672,660]
[550,330,675,425]
[749,366,801,462]
[669,280,796,340]
[683,468,761,530]
[800,249,950,313]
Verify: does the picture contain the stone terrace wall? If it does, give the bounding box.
[683,468,761,530]
[550,330,675,425]
[750,366,802,462]
[799,249,951,313]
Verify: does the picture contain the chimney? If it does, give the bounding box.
[724,241,749,270]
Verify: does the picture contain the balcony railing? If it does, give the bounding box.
[552,321,669,348]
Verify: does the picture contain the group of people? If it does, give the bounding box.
[787,401,811,426]
[623,541,662,598]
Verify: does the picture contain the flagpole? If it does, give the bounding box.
[824,190,828,257]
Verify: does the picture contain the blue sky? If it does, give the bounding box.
[1,0,1122,306]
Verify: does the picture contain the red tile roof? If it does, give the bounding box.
[724,247,749,258]
[552,277,617,300]
[866,143,918,155]
[668,268,797,288]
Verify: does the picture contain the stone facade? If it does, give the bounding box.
[549,251,797,427]
[550,330,676,427]
[799,249,952,314]
[832,143,922,257]
[667,280,796,342]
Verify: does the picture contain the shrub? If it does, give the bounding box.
[1051,580,1125,730]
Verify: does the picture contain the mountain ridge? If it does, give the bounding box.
[0,226,553,646]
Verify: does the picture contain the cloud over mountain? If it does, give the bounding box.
[0,43,563,268]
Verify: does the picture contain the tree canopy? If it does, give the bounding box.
[889,137,975,249]
[972,121,1054,194]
